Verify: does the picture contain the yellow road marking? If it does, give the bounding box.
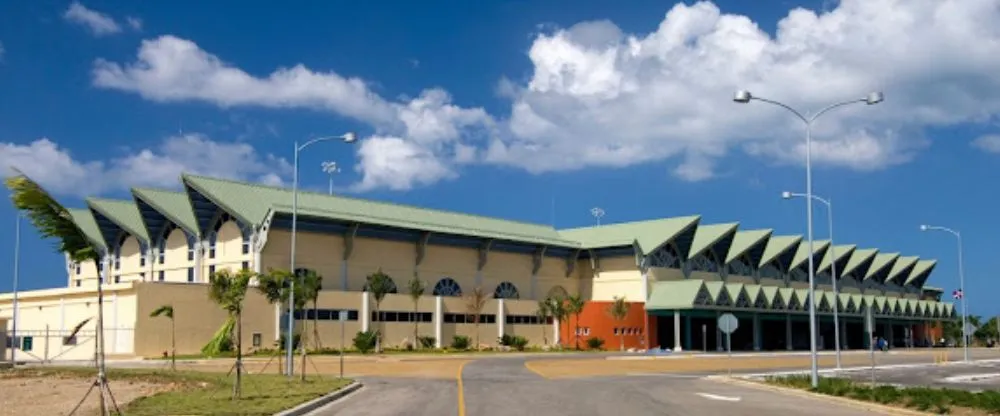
[523,360,551,379]
[457,360,467,416]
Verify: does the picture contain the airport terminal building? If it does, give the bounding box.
[0,174,952,361]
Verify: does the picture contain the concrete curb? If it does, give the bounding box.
[705,375,930,416]
[273,381,363,416]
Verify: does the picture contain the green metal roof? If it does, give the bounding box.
[183,174,580,248]
[559,215,700,253]
[789,239,831,271]
[865,252,900,281]
[886,256,920,284]
[758,234,802,268]
[817,244,856,274]
[87,198,150,242]
[780,288,799,309]
[724,229,772,264]
[68,208,106,250]
[905,260,937,286]
[840,248,879,278]
[795,289,811,308]
[838,293,852,310]
[703,281,729,305]
[645,279,711,310]
[744,284,764,308]
[725,283,749,306]
[760,286,780,308]
[132,188,200,237]
[688,222,739,260]
[851,294,863,310]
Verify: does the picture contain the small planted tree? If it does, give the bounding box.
[297,269,322,381]
[566,294,586,350]
[365,269,395,353]
[256,268,297,374]
[208,268,253,399]
[150,304,176,370]
[407,274,426,349]
[536,300,551,346]
[465,286,490,350]
[607,295,630,351]
[546,296,568,347]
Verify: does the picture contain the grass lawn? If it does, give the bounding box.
[161,347,597,361]
[765,375,1000,415]
[8,366,352,416]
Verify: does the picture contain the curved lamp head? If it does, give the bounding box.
[342,132,358,143]
[781,191,793,199]
[919,224,929,231]
[733,90,753,104]
[865,92,884,105]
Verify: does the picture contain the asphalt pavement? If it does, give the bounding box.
[313,355,881,416]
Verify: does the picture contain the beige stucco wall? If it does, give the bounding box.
[584,256,644,302]
[261,229,575,301]
[0,283,137,361]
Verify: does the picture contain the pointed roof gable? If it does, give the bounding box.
[789,239,831,271]
[840,248,879,278]
[865,252,900,281]
[67,208,107,251]
[761,286,782,309]
[561,215,701,255]
[182,174,580,248]
[726,283,751,308]
[132,188,200,238]
[743,284,764,308]
[817,244,856,274]
[725,229,773,265]
[688,223,739,260]
[646,280,711,310]
[886,256,920,284]
[781,288,800,309]
[905,260,937,287]
[758,235,803,268]
[86,198,150,246]
[704,281,732,306]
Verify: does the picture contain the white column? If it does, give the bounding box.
[497,299,506,338]
[434,296,443,348]
[753,313,761,351]
[59,298,65,332]
[112,292,118,354]
[274,304,281,341]
[553,317,561,345]
[673,311,682,352]
[361,292,371,332]
[716,310,723,351]
[786,314,793,350]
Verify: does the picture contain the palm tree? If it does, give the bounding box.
[150,304,175,370]
[365,269,395,353]
[607,296,630,351]
[565,294,586,350]
[208,267,253,399]
[407,274,426,349]
[465,287,490,350]
[536,300,551,346]
[296,269,322,381]
[546,296,568,348]
[256,268,297,374]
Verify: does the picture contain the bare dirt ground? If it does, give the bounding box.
[0,375,165,416]
[169,355,469,379]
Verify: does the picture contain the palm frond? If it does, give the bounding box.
[4,172,98,262]
[150,304,174,319]
[67,317,93,339]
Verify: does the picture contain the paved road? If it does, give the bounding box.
[314,356,879,416]
[833,359,1000,392]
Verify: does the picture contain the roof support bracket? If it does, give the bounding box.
[343,223,360,261]
[477,239,493,271]
[416,232,432,267]
[531,246,547,275]
[588,249,601,273]
[565,249,581,278]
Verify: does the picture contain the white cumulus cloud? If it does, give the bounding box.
[91,0,1000,189]
[971,134,1000,153]
[63,2,122,36]
[0,135,290,196]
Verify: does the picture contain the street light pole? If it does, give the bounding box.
[919,224,969,362]
[286,133,356,378]
[783,191,841,370]
[11,214,21,365]
[735,90,883,388]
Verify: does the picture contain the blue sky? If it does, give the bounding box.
[1,1,998,316]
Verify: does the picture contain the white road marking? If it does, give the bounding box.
[941,373,1000,383]
[626,373,703,378]
[696,392,741,402]
[738,358,1000,379]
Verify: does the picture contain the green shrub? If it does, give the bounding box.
[451,335,470,350]
[586,337,605,350]
[418,336,436,349]
[353,330,378,354]
[497,334,529,351]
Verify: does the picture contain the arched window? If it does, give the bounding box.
[650,244,682,268]
[494,281,520,300]
[208,212,232,259]
[726,256,754,277]
[114,234,127,270]
[139,240,149,267]
[240,223,253,254]
[547,285,569,299]
[432,278,462,297]
[688,251,719,274]
[186,232,198,261]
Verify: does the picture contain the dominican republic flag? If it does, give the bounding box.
[953,289,964,300]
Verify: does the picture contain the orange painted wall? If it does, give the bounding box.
[560,301,653,350]
[915,322,944,343]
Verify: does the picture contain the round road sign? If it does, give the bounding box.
[718,313,739,334]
